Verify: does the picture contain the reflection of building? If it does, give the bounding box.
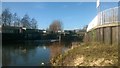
[0,25,1,33]
[2,46,12,66]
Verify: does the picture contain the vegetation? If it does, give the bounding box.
[51,42,118,66]
[1,8,38,29]
[49,20,63,33]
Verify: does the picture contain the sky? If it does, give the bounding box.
[2,2,118,30]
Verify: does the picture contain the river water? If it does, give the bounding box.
[2,41,75,66]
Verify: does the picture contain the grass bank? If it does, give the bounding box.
[50,42,118,66]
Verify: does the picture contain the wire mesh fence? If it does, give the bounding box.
[98,6,120,25]
[87,6,120,32]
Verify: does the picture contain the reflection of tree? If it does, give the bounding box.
[2,41,37,66]
[18,41,37,64]
[49,42,63,60]
[2,41,75,66]
[49,42,73,65]
[63,41,72,48]
[2,47,12,66]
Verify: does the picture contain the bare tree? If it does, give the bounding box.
[21,14,31,29]
[2,8,38,28]
[49,20,63,33]
[31,18,38,29]
[12,13,21,27]
[2,8,12,26]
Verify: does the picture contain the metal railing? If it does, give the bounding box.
[87,6,120,32]
[98,6,120,25]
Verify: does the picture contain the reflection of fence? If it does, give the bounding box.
[85,6,120,45]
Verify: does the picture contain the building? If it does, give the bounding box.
[2,26,22,33]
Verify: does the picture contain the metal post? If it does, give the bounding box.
[97,2,101,26]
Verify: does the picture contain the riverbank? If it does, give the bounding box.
[50,42,118,66]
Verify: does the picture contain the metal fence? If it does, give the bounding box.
[85,5,120,45]
[87,6,120,32]
[98,6,120,25]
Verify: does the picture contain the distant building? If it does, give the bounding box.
[82,25,88,31]
[2,26,22,33]
[43,30,47,33]
[39,30,46,33]
[64,30,75,34]
[23,29,39,34]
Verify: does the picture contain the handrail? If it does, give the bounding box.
[87,6,120,32]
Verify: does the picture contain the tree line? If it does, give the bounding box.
[1,8,38,29]
[1,8,63,33]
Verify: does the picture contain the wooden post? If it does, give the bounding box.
[101,27,104,44]
[98,28,100,42]
[110,26,112,44]
[106,26,112,45]
[118,26,120,45]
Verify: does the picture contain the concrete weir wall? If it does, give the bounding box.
[84,23,120,45]
[85,6,120,45]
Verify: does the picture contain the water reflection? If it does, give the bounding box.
[49,42,63,59]
[2,41,73,66]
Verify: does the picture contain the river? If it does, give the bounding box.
[2,40,76,66]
